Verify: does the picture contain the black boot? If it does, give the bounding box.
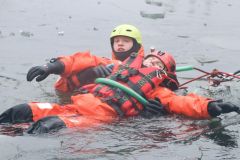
[27,116,66,134]
[0,103,33,124]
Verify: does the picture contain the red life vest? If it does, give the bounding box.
[88,53,168,117]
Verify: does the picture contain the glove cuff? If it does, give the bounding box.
[207,101,221,117]
[47,58,65,74]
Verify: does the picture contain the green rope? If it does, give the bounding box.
[95,78,148,105]
[176,65,194,72]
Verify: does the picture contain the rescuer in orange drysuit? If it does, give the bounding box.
[0,24,239,134]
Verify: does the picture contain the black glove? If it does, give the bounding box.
[142,98,166,117]
[27,58,64,82]
[208,101,240,117]
[27,116,66,134]
[92,64,113,77]
[75,64,113,86]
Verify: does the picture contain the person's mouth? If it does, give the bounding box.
[117,48,125,52]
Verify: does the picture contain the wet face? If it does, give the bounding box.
[113,36,134,52]
[143,56,165,70]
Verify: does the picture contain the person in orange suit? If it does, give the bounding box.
[0,24,239,134]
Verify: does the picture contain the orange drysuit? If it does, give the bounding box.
[26,48,212,128]
[54,47,144,92]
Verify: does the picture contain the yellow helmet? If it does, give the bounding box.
[110,24,142,44]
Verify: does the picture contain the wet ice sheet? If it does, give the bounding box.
[200,36,240,51]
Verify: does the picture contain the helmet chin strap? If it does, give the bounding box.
[111,39,141,61]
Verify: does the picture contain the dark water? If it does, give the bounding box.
[1,0,240,159]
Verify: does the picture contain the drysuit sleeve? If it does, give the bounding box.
[147,87,212,119]
[54,51,119,92]
[58,51,112,77]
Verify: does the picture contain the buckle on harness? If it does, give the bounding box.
[116,74,129,83]
[130,53,138,58]
[129,69,139,76]
[156,69,167,79]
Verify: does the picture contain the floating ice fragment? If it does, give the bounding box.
[93,27,98,31]
[58,31,64,36]
[140,11,165,19]
[0,30,3,38]
[145,0,162,6]
[19,30,34,37]
[9,32,15,36]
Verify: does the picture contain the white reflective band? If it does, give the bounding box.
[56,76,61,83]
[36,103,53,109]
[69,119,79,123]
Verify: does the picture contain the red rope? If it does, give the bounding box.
[179,68,240,87]
[179,73,209,87]
[218,71,240,79]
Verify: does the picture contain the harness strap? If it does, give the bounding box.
[117,52,137,72]
[118,94,141,113]
[105,100,124,117]
[126,70,157,98]
[93,53,138,95]
[137,71,156,89]
[113,88,141,115]
[93,84,104,97]
[125,52,138,67]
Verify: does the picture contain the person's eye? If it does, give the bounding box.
[158,63,165,69]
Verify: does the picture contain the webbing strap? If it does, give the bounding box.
[105,99,124,117]
[126,70,157,98]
